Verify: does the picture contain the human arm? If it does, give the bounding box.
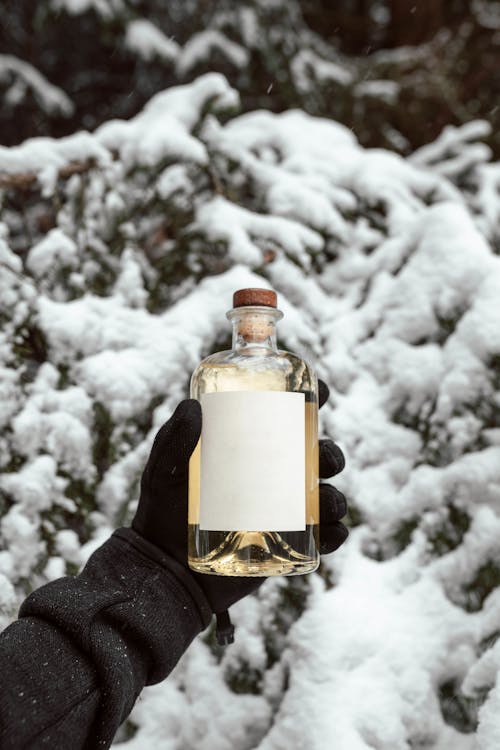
[0,388,348,749]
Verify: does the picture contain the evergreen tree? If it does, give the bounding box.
[1,0,499,157]
[1,71,500,746]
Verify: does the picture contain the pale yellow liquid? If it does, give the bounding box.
[188,354,319,576]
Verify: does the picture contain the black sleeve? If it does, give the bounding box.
[0,528,212,750]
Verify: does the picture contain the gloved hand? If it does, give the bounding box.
[132,381,348,635]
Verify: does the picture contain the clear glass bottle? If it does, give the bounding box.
[188,288,319,576]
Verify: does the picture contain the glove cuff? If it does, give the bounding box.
[113,527,213,629]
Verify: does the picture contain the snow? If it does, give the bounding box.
[125,19,180,62]
[354,79,400,104]
[1,73,500,748]
[0,505,45,581]
[97,73,238,169]
[37,266,270,421]
[97,113,207,169]
[219,108,357,163]
[176,30,250,77]
[291,49,353,93]
[51,0,118,18]
[43,555,66,581]
[0,54,74,117]
[261,538,474,749]
[238,6,259,49]
[55,529,83,565]
[473,0,500,29]
[27,228,79,278]
[113,249,148,308]
[477,683,500,749]
[195,196,323,267]
[410,121,493,182]
[156,164,192,200]
[0,130,111,195]
[0,74,237,190]
[10,363,94,479]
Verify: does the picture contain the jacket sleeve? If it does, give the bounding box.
[0,528,212,750]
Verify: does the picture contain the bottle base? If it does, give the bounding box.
[188,529,319,577]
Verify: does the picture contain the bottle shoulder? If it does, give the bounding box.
[191,348,317,397]
[193,348,315,370]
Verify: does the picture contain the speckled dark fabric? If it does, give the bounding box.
[0,395,349,749]
[0,528,211,749]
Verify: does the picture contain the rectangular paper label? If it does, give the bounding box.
[199,391,305,532]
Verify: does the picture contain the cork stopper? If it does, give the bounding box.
[233,288,277,309]
[229,288,280,344]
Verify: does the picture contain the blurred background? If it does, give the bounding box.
[1,1,500,748]
[1,0,500,154]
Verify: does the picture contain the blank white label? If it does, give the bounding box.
[199,391,305,531]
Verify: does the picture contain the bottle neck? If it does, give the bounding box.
[227,306,282,352]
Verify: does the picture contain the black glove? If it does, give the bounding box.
[132,381,348,639]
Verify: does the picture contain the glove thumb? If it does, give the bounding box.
[140,399,201,495]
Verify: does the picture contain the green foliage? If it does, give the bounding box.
[427,504,471,557]
[2,1,499,159]
[225,661,263,695]
[0,44,498,741]
[92,403,116,481]
[364,516,419,561]
[461,560,500,613]
[438,678,484,734]
[12,320,48,383]
[265,576,310,667]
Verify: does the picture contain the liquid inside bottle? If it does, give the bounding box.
[188,289,319,576]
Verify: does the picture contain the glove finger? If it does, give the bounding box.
[142,399,202,492]
[194,572,264,613]
[319,439,345,478]
[318,379,329,409]
[319,521,349,554]
[320,483,347,522]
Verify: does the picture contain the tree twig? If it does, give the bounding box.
[0,159,98,192]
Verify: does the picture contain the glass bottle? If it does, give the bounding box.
[188,288,319,576]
